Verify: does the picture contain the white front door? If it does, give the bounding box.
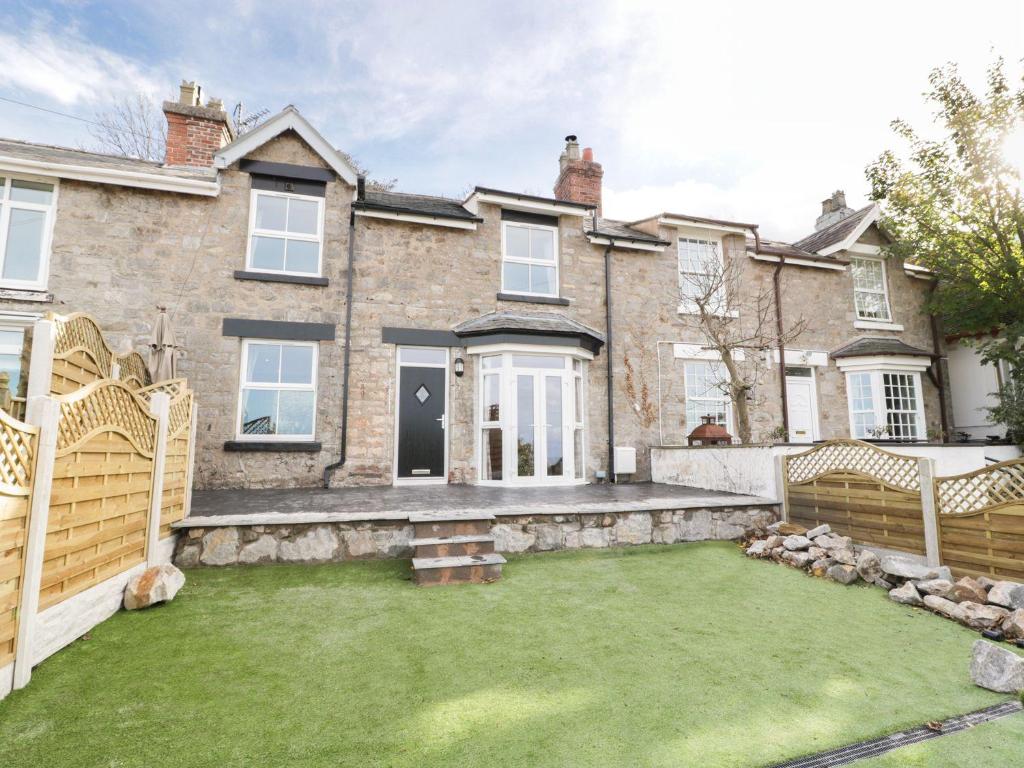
[786,368,819,443]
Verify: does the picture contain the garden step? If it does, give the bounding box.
[411,553,505,586]
[411,513,494,539]
[411,534,495,559]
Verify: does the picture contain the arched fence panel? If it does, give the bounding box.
[139,380,194,538]
[934,458,1024,582]
[783,439,926,555]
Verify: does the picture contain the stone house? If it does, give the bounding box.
[0,80,948,490]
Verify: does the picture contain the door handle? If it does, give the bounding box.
[435,414,446,429]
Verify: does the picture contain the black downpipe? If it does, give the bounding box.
[604,240,615,482]
[323,186,360,487]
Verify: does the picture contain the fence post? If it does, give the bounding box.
[182,398,198,519]
[13,396,59,689]
[145,392,170,566]
[775,451,789,522]
[918,457,941,567]
[26,320,55,399]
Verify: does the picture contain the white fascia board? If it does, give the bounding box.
[466,191,590,218]
[466,342,594,360]
[749,252,847,271]
[904,262,933,280]
[354,209,478,230]
[586,235,665,252]
[658,217,749,236]
[772,349,829,366]
[835,354,932,373]
[847,242,882,255]
[0,156,220,196]
[214,107,359,186]
[673,344,745,362]
[818,205,881,256]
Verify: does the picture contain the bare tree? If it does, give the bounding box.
[87,95,167,162]
[675,241,807,443]
[338,150,397,192]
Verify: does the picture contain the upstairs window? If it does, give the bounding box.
[237,340,318,440]
[851,257,891,321]
[678,237,725,312]
[246,189,324,276]
[0,176,56,290]
[501,221,558,297]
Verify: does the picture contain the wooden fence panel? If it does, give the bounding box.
[39,381,156,611]
[935,459,1024,581]
[159,391,192,538]
[0,412,37,669]
[47,313,151,397]
[784,439,926,555]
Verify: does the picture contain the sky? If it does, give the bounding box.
[0,0,1021,241]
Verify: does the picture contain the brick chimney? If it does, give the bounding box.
[162,80,235,168]
[554,135,603,215]
[814,190,854,231]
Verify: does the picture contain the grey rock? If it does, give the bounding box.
[949,577,989,604]
[782,550,815,568]
[491,524,536,553]
[816,534,853,551]
[889,581,924,606]
[278,527,338,562]
[958,602,1010,630]
[856,550,884,584]
[807,546,827,561]
[200,527,239,566]
[614,514,653,545]
[987,581,1024,610]
[566,526,610,549]
[783,535,812,551]
[970,640,1024,693]
[978,576,998,590]
[827,563,859,585]
[832,548,857,566]
[124,564,185,610]
[746,540,768,557]
[880,555,935,582]
[805,524,831,539]
[923,595,963,620]
[764,535,786,550]
[238,534,278,564]
[532,524,564,551]
[175,544,200,569]
[1001,609,1024,640]
[811,558,834,577]
[916,579,954,598]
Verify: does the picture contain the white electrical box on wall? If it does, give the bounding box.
[614,446,637,475]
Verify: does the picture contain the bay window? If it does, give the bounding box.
[501,221,558,297]
[851,257,891,321]
[0,176,56,289]
[845,370,925,440]
[246,189,324,276]
[237,340,318,440]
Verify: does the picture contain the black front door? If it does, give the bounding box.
[397,366,446,479]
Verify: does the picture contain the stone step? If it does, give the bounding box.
[413,516,493,539]
[411,534,495,559]
[411,553,506,586]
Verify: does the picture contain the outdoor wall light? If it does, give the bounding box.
[453,357,465,377]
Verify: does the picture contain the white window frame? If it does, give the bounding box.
[677,235,730,316]
[235,339,319,441]
[500,220,559,298]
[851,256,892,322]
[0,174,58,291]
[682,359,733,436]
[244,188,325,277]
[845,369,926,440]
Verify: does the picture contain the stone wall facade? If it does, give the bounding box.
[174,505,778,566]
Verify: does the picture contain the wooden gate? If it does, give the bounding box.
[783,439,926,555]
[934,458,1024,581]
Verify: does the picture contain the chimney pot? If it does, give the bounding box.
[179,80,201,107]
[582,147,594,162]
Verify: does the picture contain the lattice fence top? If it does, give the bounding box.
[115,351,151,389]
[167,391,193,439]
[50,312,114,378]
[139,378,187,401]
[785,439,921,491]
[936,458,1024,515]
[56,380,156,456]
[0,407,37,494]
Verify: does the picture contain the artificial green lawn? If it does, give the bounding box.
[854,713,1024,766]
[1,541,1022,767]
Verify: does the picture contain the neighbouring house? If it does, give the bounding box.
[946,335,1015,442]
[0,80,950,490]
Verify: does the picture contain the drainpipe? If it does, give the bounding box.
[604,238,616,481]
[323,179,362,487]
[926,281,950,440]
[770,238,790,438]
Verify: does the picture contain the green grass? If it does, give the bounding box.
[0,542,1021,767]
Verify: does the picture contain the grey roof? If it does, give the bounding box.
[793,205,874,254]
[355,189,481,222]
[0,137,215,181]
[453,310,605,342]
[586,218,670,245]
[831,337,934,359]
[745,237,849,264]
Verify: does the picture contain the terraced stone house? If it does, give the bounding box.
[0,81,949,490]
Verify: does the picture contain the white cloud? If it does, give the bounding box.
[0,27,164,105]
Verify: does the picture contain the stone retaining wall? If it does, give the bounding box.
[174,505,778,566]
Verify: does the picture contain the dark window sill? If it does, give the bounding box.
[224,441,322,453]
[234,270,329,287]
[496,292,570,307]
